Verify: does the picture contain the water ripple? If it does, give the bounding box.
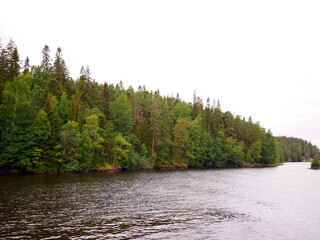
[1,163,320,239]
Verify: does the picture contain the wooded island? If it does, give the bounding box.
[0,39,319,173]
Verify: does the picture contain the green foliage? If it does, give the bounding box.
[223,111,235,138]
[58,92,69,125]
[185,115,210,167]
[110,93,133,135]
[0,40,296,173]
[79,114,104,170]
[0,74,33,170]
[49,47,70,96]
[311,159,320,169]
[246,141,262,164]
[222,137,245,167]
[0,39,20,101]
[261,132,280,165]
[211,107,224,137]
[67,91,84,122]
[84,107,106,127]
[173,102,192,121]
[111,135,131,168]
[26,109,52,172]
[30,66,50,89]
[79,129,93,170]
[60,121,81,171]
[41,45,52,71]
[173,118,191,165]
[150,97,173,166]
[277,136,319,162]
[42,95,62,171]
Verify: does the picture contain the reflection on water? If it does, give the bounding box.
[1,162,320,239]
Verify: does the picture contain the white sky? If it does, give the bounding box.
[1,0,320,147]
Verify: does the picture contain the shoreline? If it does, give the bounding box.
[0,163,284,176]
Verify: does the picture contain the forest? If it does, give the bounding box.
[277,136,319,162]
[0,39,317,173]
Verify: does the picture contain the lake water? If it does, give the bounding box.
[0,162,319,239]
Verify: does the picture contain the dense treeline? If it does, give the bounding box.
[0,39,281,173]
[277,136,319,162]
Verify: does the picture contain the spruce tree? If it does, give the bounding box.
[50,47,69,96]
[23,57,30,74]
[41,45,51,72]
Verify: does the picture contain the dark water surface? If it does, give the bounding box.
[1,162,319,239]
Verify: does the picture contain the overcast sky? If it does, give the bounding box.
[1,0,320,147]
